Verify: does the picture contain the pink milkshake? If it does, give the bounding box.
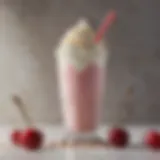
[56,20,107,140]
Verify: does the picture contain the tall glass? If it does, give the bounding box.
[55,20,107,142]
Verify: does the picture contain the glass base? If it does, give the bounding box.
[61,131,103,145]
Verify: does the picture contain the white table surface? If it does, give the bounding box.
[0,125,160,160]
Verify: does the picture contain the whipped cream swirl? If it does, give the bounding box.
[56,19,107,71]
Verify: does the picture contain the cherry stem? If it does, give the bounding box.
[12,95,33,127]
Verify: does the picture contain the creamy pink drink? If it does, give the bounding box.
[56,20,107,140]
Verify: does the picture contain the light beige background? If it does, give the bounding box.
[0,0,160,125]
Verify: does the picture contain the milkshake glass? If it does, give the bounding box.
[55,20,108,142]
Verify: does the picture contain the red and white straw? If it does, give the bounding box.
[95,10,117,43]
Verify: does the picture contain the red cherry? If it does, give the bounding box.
[11,130,21,145]
[20,128,44,150]
[144,131,160,149]
[108,127,129,147]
